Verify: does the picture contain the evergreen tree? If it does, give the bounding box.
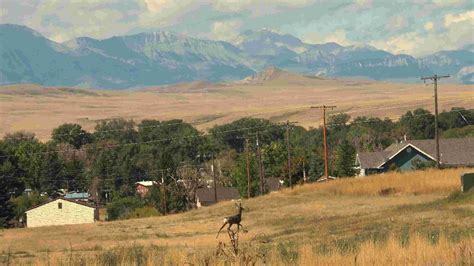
[0,175,13,228]
[334,139,356,177]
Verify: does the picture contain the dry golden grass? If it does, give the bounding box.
[289,168,465,196]
[1,73,473,140]
[17,233,473,265]
[1,168,473,265]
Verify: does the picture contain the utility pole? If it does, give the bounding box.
[161,169,167,215]
[311,105,337,179]
[302,160,307,183]
[238,135,252,198]
[421,74,449,169]
[285,120,297,188]
[256,133,265,195]
[211,153,217,203]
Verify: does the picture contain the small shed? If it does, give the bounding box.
[136,181,157,197]
[25,198,97,228]
[196,187,240,208]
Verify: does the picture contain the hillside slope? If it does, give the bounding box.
[2,168,473,264]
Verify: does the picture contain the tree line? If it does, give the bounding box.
[1,107,472,227]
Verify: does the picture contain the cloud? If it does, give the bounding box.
[370,13,473,57]
[304,29,352,46]
[143,0,193,14]
[385,15,408,31]
[0,8,7,18]
[444,10,474,27]
[0,0,471,56]
[211,19,242,42]
[211,0,317,13]
[432,0,467,7]
[424,21,434,31]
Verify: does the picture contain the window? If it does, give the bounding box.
[58,202,62,209]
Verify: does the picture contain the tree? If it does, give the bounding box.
[10,193,48,225]
[94,119,138,144]
[231,151,259,197]
[334,139,356,177]
[52,123,92,149]
[0,175,13,228]
[209,118,284,152]
[106,196,144,220]
[400,109,435,139]
[438,108,473,130]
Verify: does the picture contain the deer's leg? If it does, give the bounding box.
[216,222,228,238]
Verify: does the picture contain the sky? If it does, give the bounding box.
[0,0,473,57]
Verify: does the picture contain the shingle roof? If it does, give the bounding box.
[196,187,240,203]
[358,138,474,168]
[357,151,390,169]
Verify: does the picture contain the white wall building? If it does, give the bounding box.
[25,198,96,228]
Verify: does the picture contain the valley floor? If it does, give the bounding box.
[1,79,473,140]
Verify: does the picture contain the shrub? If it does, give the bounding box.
[106,197,144,221]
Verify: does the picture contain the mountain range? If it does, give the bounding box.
[0,24,472,89]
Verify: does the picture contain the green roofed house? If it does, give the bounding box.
[355,138,474,176]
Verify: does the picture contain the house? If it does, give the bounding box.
[136,181,158,197]
[25,198,97,228]
[64,192,90,201]
[356,138,474,176]
[196,187,240,208]
[265,177,283,192]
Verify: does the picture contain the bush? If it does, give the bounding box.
[106,197,144,221]
[125,207,160,219]
[10,193,48,225]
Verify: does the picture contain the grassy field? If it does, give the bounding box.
[1,168,473,265]
[1,69,473,140]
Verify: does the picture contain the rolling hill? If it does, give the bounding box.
[1,168,472,264]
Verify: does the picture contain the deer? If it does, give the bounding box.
[216,202,246,238]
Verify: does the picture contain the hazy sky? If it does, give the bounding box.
[0,0,472,56]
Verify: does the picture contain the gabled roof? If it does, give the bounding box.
[25,198,95,213]
[196,187,240,203]
[357,138,474,169]
[356,151,390,169]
